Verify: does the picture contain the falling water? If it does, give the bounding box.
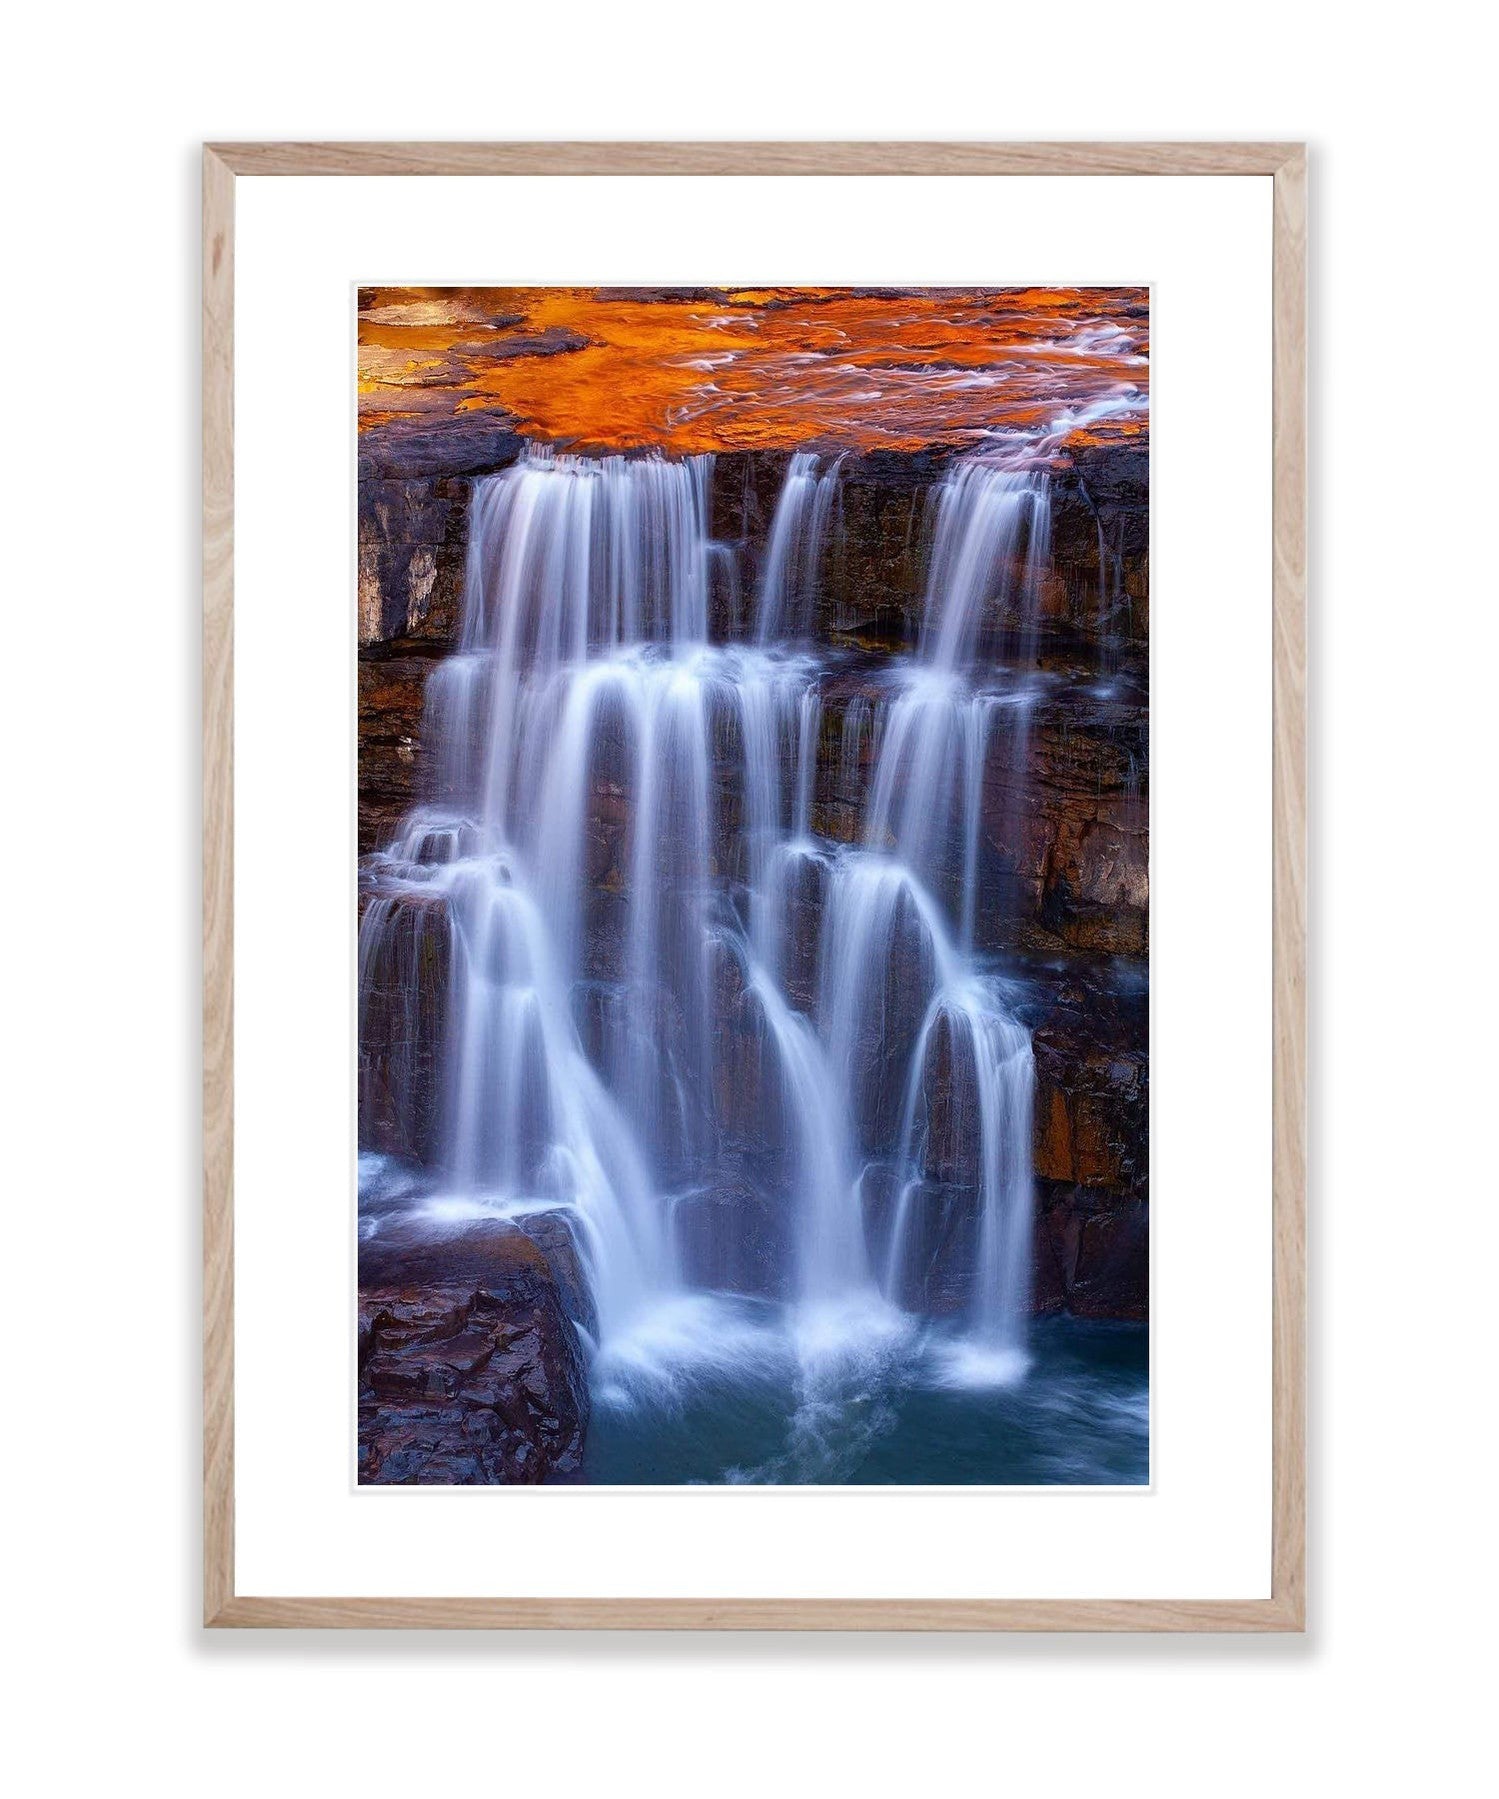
[811,462,1048,1345]
[359,444,1051,1400]
[756,452,842,644]
[866,468,1050,929]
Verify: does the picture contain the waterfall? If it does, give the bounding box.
[792,687,821,838]
[359,449,724,1341]
[884,989,1034,1359]
[359,443,1050,1378]
[865,466,1050,925]
[756,452,842,644]
[818,461,1048,1344]
[918,463,1050,672]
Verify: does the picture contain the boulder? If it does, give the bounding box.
[358,1219,591,1484]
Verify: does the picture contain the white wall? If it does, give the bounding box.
[5,5,1491,1793]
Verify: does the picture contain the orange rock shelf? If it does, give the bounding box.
[358,286,1149,458]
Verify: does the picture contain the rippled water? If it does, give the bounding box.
[583,1298,1148,1485]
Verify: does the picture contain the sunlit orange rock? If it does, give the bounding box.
[358,286,1149,458]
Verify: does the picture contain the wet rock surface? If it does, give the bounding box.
[358,651,437,856]
[673,1172,793,1301]
[886,1178,984,1315]
[840,885,940,1159]
[854,952,1147,1319]
[358,1219,591,1484]
[356,888,452,1163]
[358,477,470,647]
[1023,958,1148,1317]
[1035,1183,1148,1320]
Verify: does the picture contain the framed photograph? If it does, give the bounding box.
[204,141,1305,1628]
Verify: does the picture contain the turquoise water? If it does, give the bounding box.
[583,1303,1148,1485]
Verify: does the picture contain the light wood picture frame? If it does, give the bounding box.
[203,140,1306,1631]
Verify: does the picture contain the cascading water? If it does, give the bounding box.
[359,442,1054,1436]
[756,452,843,644]
[866,467,1051,938]
[831,463,1049,1352]
[360,449,731,1343]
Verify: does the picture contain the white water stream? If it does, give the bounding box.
[360,444,1053,1406]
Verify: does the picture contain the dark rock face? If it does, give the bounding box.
[1031,702,1149,957]
[358,652,435,855]
[355,433,522,857]
[1027,962,1148,1318]
[786,675,1149,960]
[1036,1183,1148,1320]
[916,1012,983,1187]
[708,445,1148,667]
[358,1220,590,1484]
[1045,446,1150,650]
[885,1178,982,1316]
[832,885,940,1160]
[1031,974,1147,1201]
[357,888,452,1163]
[673,1173,793,1300]
[776,849,829,1015]
[713,978,792,1167]
[358,478,470,648]
[358,420,527,484]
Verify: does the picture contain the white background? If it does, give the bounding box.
[5,2,1494,1793]
[235,173,1268,1599]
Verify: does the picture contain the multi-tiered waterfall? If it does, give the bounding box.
[359,442,1056,1419]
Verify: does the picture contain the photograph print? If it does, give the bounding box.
[356,286,1149,1485]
